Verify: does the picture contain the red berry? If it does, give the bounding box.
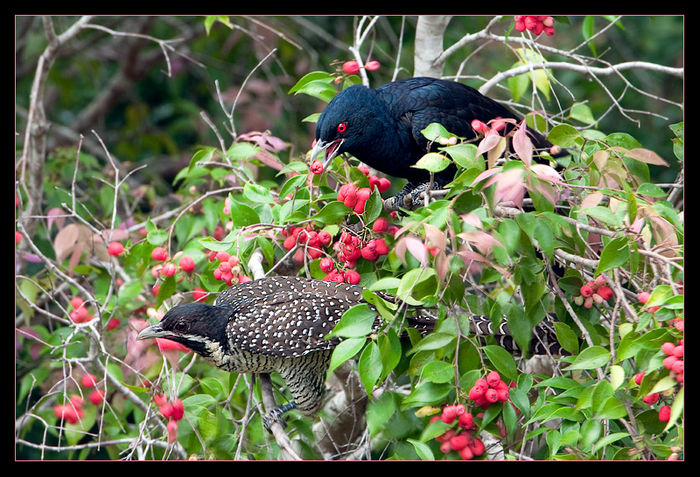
[69,395,85,409]
[151,247,168,261]
[468,436,485,456]
[449,434,469,451]
[192,288,208,302]
[160,262,177,277]
[169,399,185,421]
[441,405,459,424]
[458,412,475,430]
[658,405,671,423]
[637,291,651,304]
[360,244,379,261]
[89,388,105,405]
[317,231,332,245]
[179,255,195,273]
[310,160,324,175]
[344,269,361,285]
[671,359,684,374]
[377,177,391,193]
[167,419,178,442]
[106,317,120,331]
[54,404,83,425]
[458,446,474,460]
[215,251,230,262]
[342,60,360,75]
[320,257,335,273]
[486,370,501,388]
[365,60,380,71]
[597,286,613,301]
[661,342,676,356]
[372,217,389,233]
[662,355,678,370]
[154,394,168,408]
[81,373,98,388]
[672,345,684,358]
[580,285,594,297]
[358,164,370,175]
[107,241,124,256]
[485,388,499,403]
[633,372,645,386]
[642,393,660,406]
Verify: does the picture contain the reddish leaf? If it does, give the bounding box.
[512,120,533,166]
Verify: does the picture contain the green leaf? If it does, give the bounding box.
[228,201,260,228]
[326,304,377,339]
[408,333,455,355]
[328,337,366,374]
[595,237,630,275]
[420,361,455,384]
[564,346,610,370]
[412,153,450,173]
[483,345,517,381]
[420,122,453,142]
[548,124,583,148]
[407,438,435,461]
[363,188,384,224]
[358,341,382,395]
[554,321,579,355]
[311,201,348,225]
[591,432,630,454]
[581,206,622,227]
[397,268,438,305]
[288,71,337,102]
[569,102,596,125]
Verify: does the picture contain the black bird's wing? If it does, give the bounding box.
[377,77,522,155]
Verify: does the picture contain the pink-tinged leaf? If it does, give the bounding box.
[53,224,81,263]
[101,228,130,242]
[626,148,669,167]
[47,208,66,231]
[435,251,450,281]
[472,167,501,186]
[581,192,604,209]
[648,216,679,258]
[404,236,429,267]
[530,164,562,184]
[486,136,508,168]
[423,223,446,251]
[512,120,533,166]
[484,168,526,207]
[476,133,504,159]
[455,248,487,276]
[459,230,503,255]
[461,212,483,229]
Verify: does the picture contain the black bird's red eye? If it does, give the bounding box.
[336,123,347,133]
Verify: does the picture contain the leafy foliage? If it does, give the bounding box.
[16,16,683,461]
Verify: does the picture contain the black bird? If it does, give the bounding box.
[137,276,564,430]
[311,77,563,203]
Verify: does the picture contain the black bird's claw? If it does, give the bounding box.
[262,401,296,433]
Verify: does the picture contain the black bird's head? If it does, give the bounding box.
[137,302,231,361]
[310,84,391,169]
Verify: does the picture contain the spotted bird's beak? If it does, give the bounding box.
[137,323,165,340]
[310,138,344,169]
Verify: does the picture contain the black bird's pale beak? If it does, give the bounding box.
[310,138,344,169]
[137,323,166,340]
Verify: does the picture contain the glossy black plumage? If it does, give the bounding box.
[312,77,559,186]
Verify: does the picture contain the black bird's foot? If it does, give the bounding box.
[262,401,297,433]
[384,181,444,213]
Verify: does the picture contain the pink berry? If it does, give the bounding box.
[580,285,594,297]
[449,434,468,451]
[160,262,177,277]
[88,388,105,405]
[343,269,361,285]
[486,370,501,388]
[179,255,195,273]
[661,342,676,356]
[658,405,671,423]
[310,160,324,175]
[151,247,168,261]
[107,241,124,256]
[365,60,380,71]
[637,291,651,304]
[633,372,645,386]
[642,393,660,406]
[81,373,98,388]
[342,60,360,75]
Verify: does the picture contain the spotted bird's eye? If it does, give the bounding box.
[174,321,188,333]
[336,123,347,134]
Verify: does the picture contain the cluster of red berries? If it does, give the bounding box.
[206,250,251,286]
[468,370,512,409]
[69,296,94,324]
[153,394,185,442]
[514,16,555,36]
[53,373,106,425]
[633,370,675,423]
[573,275,614,308]
[430,403,486,460]
[282,224,333,263]
[320,230,391,284]
[341,59,380,75]
[661,340,684,384]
